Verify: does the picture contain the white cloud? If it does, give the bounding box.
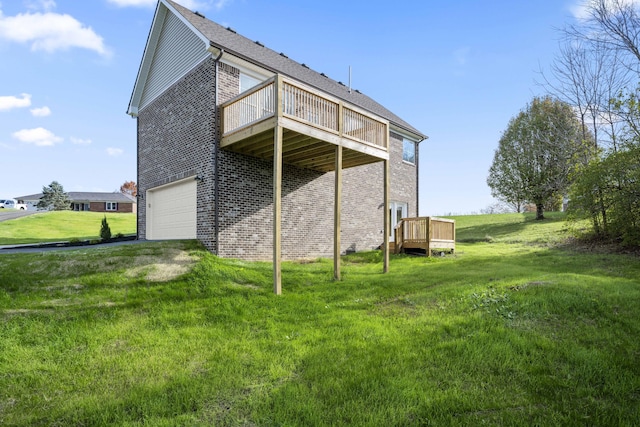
[106,0,223,10]
[30,105,51,117]
[0,93,32,111]
[106,147,123,156]
[70,136,91,145]
[0,8,110,56]
[12,127,63,146]
[570,0,590,19]
[570,0,640,20]
[26,0,57,12]
[213,0,230,10]
[106,0,156,6]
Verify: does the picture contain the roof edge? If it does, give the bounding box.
[127,0,212,117]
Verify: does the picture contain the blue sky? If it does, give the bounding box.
[1,0,591,214]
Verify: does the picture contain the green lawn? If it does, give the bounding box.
[445,211,589,244]
[0,214,639,425]
[0,211,137,245]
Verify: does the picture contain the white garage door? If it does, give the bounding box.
[147,178,197,240]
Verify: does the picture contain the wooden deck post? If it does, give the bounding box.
[426,217,432,257]
[334,145,342,280]
[273,77,283,295]
[383,158,390,273]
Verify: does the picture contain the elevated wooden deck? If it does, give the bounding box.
[220,75,389,172]
[394,217,456,256]
[220,74,393,294]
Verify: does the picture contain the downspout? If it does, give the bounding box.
[212,47,224,255]
[416,136,426,216]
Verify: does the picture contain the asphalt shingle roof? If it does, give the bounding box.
[166,0,426,139]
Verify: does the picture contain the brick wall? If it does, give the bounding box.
[137,58,418,260]
[215,64,417,260]
[137,57,216,249]
[88,202,135,213]
[339,132,417,254]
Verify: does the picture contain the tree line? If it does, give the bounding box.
[488,0,640,246]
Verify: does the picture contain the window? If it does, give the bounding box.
[403,138,416,164]
[240,72,261,93]
[106,202,118,211]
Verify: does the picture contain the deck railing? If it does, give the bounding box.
[223,80,275,133]
[283,81,338,132]
[342,107,386,147]
[222,76,388,150]
[394,217,455,256]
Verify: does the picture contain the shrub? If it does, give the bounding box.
[100,216,112,242]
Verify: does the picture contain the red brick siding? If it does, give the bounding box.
[88,202,135,213]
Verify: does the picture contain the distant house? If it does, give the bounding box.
[16,192,137,213]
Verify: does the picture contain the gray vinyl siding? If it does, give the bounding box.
[139,9,210,111]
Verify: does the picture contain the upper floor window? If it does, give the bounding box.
[106,202,118,211]
[240,73,261,93]
[403,138,416,164]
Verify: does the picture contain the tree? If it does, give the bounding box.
[539,37,630,153]
[545,0,640,247]
[37,181,71,211]
[486,123,528,213]
[567,0,640,68]
[570,145,640,245]
[487,97,591,220]
[120,180,137,197]
[480,201,513,214]
[100,216,112,241]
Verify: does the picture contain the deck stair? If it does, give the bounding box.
[394,217,455,256]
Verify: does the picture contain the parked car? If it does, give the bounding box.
[0,199,27,210]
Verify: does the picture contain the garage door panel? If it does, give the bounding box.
[147,179,197,240]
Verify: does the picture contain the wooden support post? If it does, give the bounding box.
[334,145,342,280]
[427,217,432,257]
[383,158,390,273]
[273,76,283,295]
[273,124,283,295]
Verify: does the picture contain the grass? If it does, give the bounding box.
[446,211,589,244]
[0,213,639,425]
[0,211,137,245]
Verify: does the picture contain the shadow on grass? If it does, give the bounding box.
[456,213,566,243]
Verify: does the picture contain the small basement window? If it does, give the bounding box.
[106,202,118,211]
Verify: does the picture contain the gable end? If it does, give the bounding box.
[128,1,212,116]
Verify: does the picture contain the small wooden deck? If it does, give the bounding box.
[394,217,455,256]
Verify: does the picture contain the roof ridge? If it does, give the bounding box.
[164,0,425,138]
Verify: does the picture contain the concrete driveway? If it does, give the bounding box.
[0,209,38,222]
